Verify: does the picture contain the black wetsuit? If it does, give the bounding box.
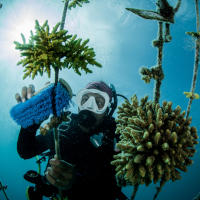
[17,113,126,200]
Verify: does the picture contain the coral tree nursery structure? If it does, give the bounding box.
[111,1,199,200]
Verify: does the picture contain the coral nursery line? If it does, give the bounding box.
[185,0,200,119]
[111,0,200,200]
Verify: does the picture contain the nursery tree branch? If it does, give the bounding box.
[186,0,200,119]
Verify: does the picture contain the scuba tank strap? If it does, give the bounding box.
[108,84,117,118]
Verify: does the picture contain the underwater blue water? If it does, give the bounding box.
[0,0,200,199]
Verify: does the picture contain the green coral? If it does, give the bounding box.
[112,95,198,200]
[14,20,101,80]
[140,66,164,84]
[186,31,200,38]
[184,92,200,99]
[68,0,90,9]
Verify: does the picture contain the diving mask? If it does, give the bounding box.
[76,88,110,114]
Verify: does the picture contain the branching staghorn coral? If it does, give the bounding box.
[13,2,100,199]
[112,95,198,200]
[68,0,90,9]
[14,20,101,80]
[183,0,200,119]
[14,0,101,173]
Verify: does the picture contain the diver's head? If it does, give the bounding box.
[76,81,113,128]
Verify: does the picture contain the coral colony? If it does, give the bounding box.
[112,96,198,200]
[111,0,200,200]
[14,20,101,80]
[13,0,101,160]
[12,1,100,199]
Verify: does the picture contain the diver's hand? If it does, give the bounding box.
[45,155,75,190]
[15,82,51,103]
[15,84,35,103]
[15,79,72,103]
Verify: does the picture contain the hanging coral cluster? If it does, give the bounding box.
[140,66,164,84]
[186,31,200,38]
[184,92,200,100]
[68,0,90,9]
[14,20,101,80]
[111,95,198,189]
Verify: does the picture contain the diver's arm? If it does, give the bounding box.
[17,124,54,159]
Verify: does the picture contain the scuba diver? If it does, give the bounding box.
[16,81,128,200]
